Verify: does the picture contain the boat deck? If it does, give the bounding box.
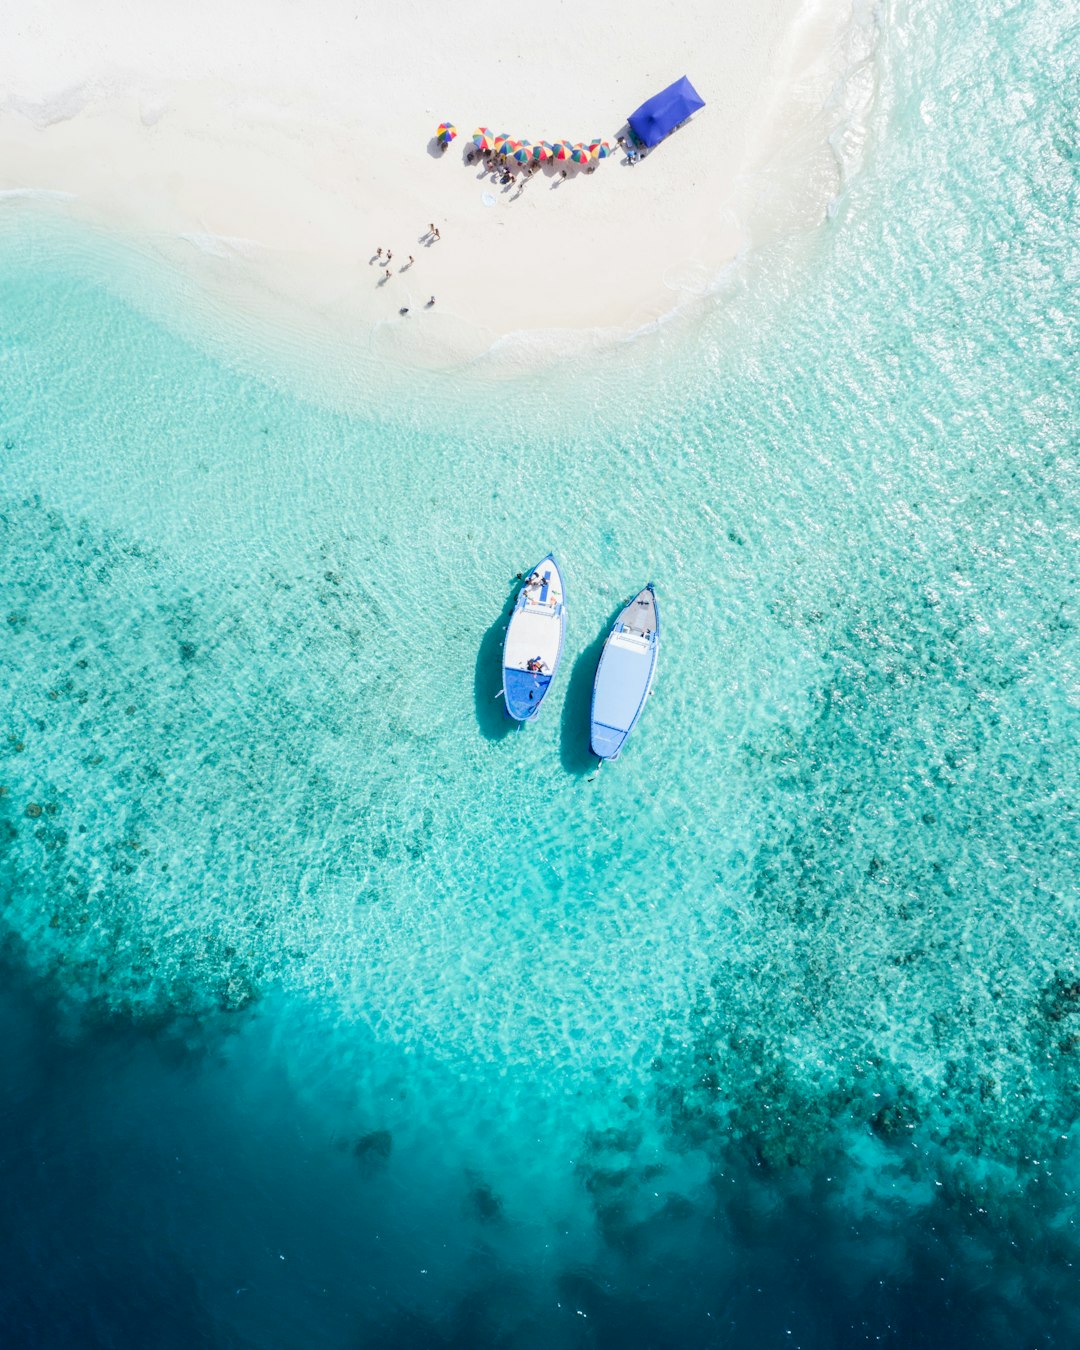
[617,588,657,637]
[504,608,562,672]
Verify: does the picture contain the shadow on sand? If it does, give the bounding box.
[559,601,623,777]
[474,582,522,742]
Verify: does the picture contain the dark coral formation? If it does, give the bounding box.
[352,1129,393,1174]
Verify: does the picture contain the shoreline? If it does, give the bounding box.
[0,0,873,375]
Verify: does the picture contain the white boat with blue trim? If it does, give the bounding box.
[502,554,567,722]
[590,584,659,760]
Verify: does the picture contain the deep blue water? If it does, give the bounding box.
[1,0,1078,1344]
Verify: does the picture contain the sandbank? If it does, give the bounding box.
[0,0,866,371]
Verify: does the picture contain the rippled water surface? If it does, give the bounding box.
[1,0,1077,1344]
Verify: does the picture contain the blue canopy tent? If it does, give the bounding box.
[627,76,705,149]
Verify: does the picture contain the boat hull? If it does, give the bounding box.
[502,555,567,721]
[590,585,659,759]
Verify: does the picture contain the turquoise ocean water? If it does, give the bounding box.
[1,0,1077,1343]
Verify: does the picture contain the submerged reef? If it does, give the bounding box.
[0,494,441,1026]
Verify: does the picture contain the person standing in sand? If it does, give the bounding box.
[385,268,391,280]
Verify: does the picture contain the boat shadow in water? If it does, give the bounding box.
[473,583,521,742]
[559,601,624,777]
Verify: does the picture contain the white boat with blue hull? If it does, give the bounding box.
[502,554,567,722]
[590,585,659,760]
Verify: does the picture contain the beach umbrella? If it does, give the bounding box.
[512,141,533,164]
[554,141,573,161]
[570,143,591,164]
[436,122,457,145]
[493,132,512,153]
[589,140,612,159]
[533,142,552,162]
[472,127,494,150]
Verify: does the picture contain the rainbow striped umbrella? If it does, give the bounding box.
[533,142,553,162]
[493,132,512,153]
[512,141,533,164]
[589,140,612,159]
[554,141,573,161]
[472,127,494,150]
[570,143,591,164]
[436,122,457,145]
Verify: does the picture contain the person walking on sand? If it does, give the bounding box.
[385,268,391,280]
[407,255,414,267]
[427,295,435,307]
[429,223,435,236]
[376,246,383,259]
[433,227,441,241]
[386,250,392,263]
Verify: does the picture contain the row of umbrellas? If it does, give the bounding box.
[436,123,612,164]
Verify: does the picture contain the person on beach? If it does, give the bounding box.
[427,295,435,306]
[433,227,441,241]
[386,250,392,263]
[429,223,435,235]
[376,246,383,259]
[406,255,414,267]
[385,268,391,280]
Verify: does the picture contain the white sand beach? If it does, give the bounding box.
[0,0,864,369]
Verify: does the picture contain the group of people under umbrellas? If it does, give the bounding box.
[436,124,613,178]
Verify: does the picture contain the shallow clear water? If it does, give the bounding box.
[1,0,1078,1344]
